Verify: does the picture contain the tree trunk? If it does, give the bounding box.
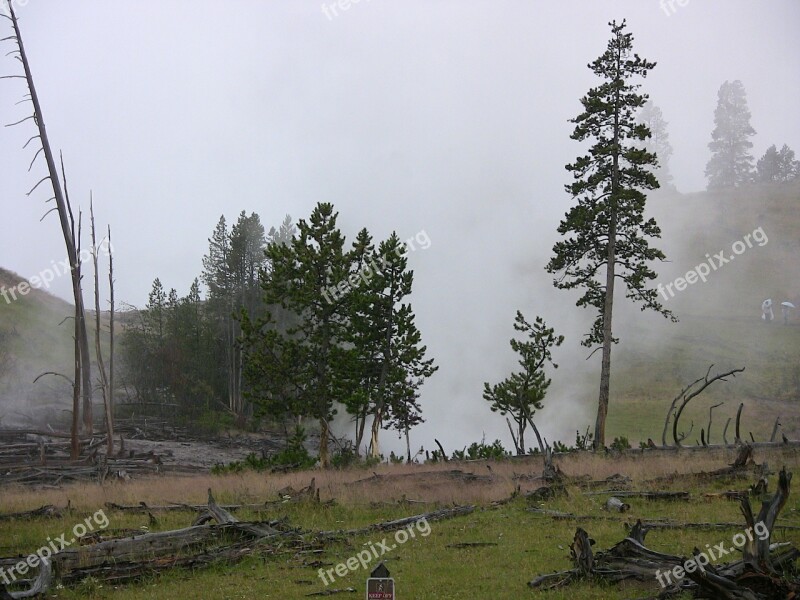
[9,4,92,434]
[595,225,616,449]
[90,202,113,456]
[108,226,115,429]
[369,408,383,459]
[369,275,396,460]
[71,303,81,460]
[594,42,622,451]
[318,418,330,468]
[354,409,367,457]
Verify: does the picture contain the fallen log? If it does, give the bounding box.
[584,490,690,501]
[2,557,52,599]
[529,468,800,598]
[0,505,62,522]
[446,542,498,548]
[305,588,356,597]
[319,505,475,539]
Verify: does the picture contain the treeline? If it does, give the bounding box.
[120,204,436,466]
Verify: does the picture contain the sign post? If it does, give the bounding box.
[366,562,394,600]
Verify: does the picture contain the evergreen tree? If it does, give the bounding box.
[385,377,424,463]
[201,216,236,413]
[545,20,674,449]
[705,80,756,189]
[242,203,354,467]
[228,211,266,417]
[757,144,799,182]
[483,312,562,455]
[201,212,267,419]
[777,144,799,181]
[757,145,781,182]
[357,233,436,459]
[637,100,674,189]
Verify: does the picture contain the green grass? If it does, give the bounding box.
[4,459,800,599]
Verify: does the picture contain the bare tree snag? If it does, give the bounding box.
[571,528,594,574]
[741,467,792,570]
[90,201,113,455]
[542,445,563,483]
[434,438,448,462]
[663,372,706,446]
[5,3,92,434]
[672,366,745,447]
[724,417,732,446]
[707,402,723,446]
[736,402,744,444]
[108,226,115,434]
[769,417,780,443]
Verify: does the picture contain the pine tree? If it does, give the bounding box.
[758,144,799,182]
[483,312,562,455]
[637,101,674,189]
[345,232,436,459]
[228,212,266,417]
[242,203,354,467]
[201,216,237,413]
[705,80,756,189]
[757,145,781,182]
[545,20,674,449]
[778,145,800,181]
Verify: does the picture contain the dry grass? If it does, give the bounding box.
[3,444,799,513]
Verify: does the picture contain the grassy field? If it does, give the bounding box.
[3,447,800,598]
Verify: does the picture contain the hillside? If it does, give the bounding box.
[0,268,87,428]
[604,180,800,444]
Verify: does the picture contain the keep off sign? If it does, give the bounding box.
[366,577,394,600]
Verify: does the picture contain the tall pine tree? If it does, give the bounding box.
[546,20,674,449]
[705,80,756,189]
[242,203,353,467]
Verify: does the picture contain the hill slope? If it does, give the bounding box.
[0,268,84,428]
[603,180,800,444]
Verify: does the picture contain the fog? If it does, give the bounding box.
[1,1,798,452]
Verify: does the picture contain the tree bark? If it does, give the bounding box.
[318,418,330,468]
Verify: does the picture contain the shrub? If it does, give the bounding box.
[331,445,358,469]
[212,425,315,474]
[450,439,510,461]
[610,435,631,451]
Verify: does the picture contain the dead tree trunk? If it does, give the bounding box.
[90,202,113,455]
[736,402,744,444]
[6,2,92,433]
[769,417,780,443]
[672,366,745,447]
[108,226,115,433]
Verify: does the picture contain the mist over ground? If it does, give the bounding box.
[1,1,799,453]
